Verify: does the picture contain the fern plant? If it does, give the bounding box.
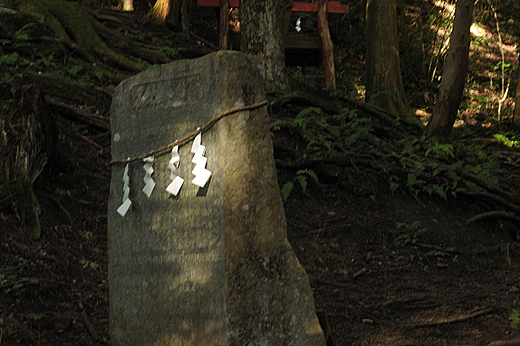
[281,169,319,201]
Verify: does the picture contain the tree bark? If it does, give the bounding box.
[317,0,336,89]
[219,0,230,49]
[0,85,58,240]
[425,0,474,138]
[241,0,289,92]
[514,56,520,127]
[150,0,171,23]
[121,0,134,11]
[365,0,411,118]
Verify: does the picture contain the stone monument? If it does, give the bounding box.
[108,50,326,346]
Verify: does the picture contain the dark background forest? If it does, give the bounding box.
[0,0,519,345]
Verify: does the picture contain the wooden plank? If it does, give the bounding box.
[326,1,349,13]
[197,0,238,7]
[197,0,349,14]
[284,33,322,49]
[289,2,319,11]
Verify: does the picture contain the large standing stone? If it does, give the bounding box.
[108,51,326,346]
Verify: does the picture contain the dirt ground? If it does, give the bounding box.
[283,167,520,346]
[1,4,520,346]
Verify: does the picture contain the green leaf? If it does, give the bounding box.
[280,181,294,201]
[296,175,308,193]
[298,169,319,184]
[328,127,341,138]
[509,309,520,329]
[432,185,447,200]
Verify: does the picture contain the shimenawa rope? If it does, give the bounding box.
[109,100,268,165]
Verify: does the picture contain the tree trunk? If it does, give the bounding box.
[365,0,411,118]
[150,0,189,31]
[425,0,474,138]
[219,0,230,49]
[121,0,134,11]
[317,0,335,89]
[151,0,171,23]
[0,85,58,240]
[514,56,520,127]
[241,0,289,92]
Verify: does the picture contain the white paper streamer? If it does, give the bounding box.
[295,18,302,32]
[142,156,156,198]
[117,163,132,217]
[191,128,202,154]
[191,131,211,188]
[166,146,184,196]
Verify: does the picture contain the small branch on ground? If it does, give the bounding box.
[404,306,494,327]
[466,210,520,225]
[486,338,520,346]
[187,31,219,51]
[81,310,100,341]
[49,100,110,131]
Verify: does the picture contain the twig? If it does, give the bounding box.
[187,30,219,51]
[453,166,520,204]
[460,191,520,213]
[466,210,520,225]
[49,100,110,131]
[415,242,461,254]
[81,309,100,341]
[497,150,520,157]
[405,306,494,327]
[487,338,520,346]
[109,100,268,165]
[352,267,367,279]
[0,277,65,289]
[43,192,73,225]
[506,242,512,266]
[57,121,103,149]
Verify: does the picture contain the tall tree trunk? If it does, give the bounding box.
[121,0,133,11]
[425,0,474,138]
[317,0,335,89]
[514,55,520,127]
[241,0,289,92]
[150,0,189,30]
[365,0,411,118]
[151,0,171,23]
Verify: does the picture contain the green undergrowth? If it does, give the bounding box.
[270,93,519,205]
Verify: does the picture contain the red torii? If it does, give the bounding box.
[198,0,349,13]
[197,0,349,89]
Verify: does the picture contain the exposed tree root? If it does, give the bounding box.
[9,0,171,74]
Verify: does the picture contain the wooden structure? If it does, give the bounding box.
[197,0,349,88]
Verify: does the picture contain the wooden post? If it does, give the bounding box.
[283,0,294,34]
[219,0,230,49]
[317,0,336,89]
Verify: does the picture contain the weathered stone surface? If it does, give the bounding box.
[108,51,325,346]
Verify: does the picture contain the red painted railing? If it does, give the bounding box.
[197,0,349,14]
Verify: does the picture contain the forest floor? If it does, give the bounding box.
[1,3,520,346]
